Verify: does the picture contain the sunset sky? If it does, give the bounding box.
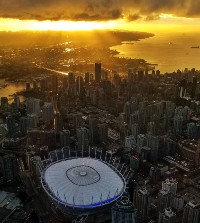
[0,0,200,32]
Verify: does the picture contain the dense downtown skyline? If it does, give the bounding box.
[0,0,200,31]
[1,1,200,223]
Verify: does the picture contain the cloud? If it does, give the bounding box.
[144,14,160,21]
[127,14,141,21]
[0,0,200,21]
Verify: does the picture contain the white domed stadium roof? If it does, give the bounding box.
[43,157,126,208]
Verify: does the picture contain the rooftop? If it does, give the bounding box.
[42,157,126,208]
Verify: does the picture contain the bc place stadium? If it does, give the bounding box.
[36,147,132,216]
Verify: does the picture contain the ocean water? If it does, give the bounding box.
[0,79,25,101]
[110,31,200,73]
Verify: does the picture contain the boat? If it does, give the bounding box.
[191,46,199,49]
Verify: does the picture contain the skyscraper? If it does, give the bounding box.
[73,113,82,131]
[51,74,58,92]
[120,123,129,143]
[76,76,84,95]
[6,115,16,138]
[147,121,156,135]
[158,208,176,223]
[40,77,47,92]
[130,123,140,142]
[163,137,176,157]
[68,72,75,91]
[135,188,151,221]
[33,80,38,90]
[19,117,27,135]
[77,127,89,152]
[162,179,177,195]
[42,102,54,125]
[125,135,136,149]
[89,116,98,144]
[95,63,101,82]
[68,72,76,96]
[85,72,90,85]
[55,112,63,134]
[60,129,70,147]
[112,197,137,223]
[0,154,18,183]
[90,73,94,82]
[26,97,41,116]
[147,134,160,162]
[26,82,31,91]
[27,130,56,148]
[187,122,197,139]
[157,189,171,212]
[137,134,147,154]
[27,114,39,129]
[182,201,200,223]
[97,123,108,145]
[62,75,68,90]
[68,72,75,86]
[13,94,20,108]
[174,116,184,135]
[1,97,8,111]
[123,101,132,117]
[171,195,184,211]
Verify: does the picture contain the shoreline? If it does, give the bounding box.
[0,30,154,48]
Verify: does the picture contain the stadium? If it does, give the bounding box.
[37,148,131,216]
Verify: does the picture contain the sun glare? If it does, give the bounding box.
[0,18,116,31]
[0,16,200,33]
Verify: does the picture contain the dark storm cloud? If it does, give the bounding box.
[126,14,142,21]
[71,10,122,21]
[0,0,200,21]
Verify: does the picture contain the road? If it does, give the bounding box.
[39,67,68,76]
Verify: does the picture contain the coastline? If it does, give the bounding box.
[0,30,154,48]
[110,32,200,73]
[0,31,155,82]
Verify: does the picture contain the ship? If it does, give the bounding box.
[191,46,199,48]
